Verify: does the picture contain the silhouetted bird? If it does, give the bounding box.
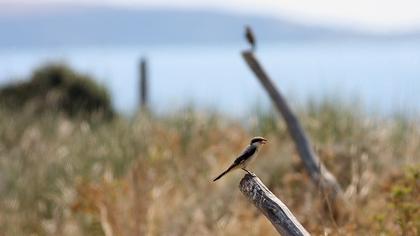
[245,26,256,51]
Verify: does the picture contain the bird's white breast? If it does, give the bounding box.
[242,144,260,167]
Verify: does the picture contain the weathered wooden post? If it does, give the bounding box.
[240,174,311,236]
[240,26,347,215]
[139,57,148,109]
[242,51,343,202]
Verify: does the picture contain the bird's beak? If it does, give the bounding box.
[262,139,268,144]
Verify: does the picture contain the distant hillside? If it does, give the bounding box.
[0,6,418,48]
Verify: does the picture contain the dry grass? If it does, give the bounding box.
[0,103,419,235]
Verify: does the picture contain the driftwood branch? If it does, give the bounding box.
[242,50,344,203]
[240,174,310,236]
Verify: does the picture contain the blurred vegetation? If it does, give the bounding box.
[0,64,114,120]
[0,67,419,235]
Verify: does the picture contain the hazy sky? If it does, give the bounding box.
[2,0,420,31]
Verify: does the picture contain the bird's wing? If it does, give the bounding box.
[233,145,257,165]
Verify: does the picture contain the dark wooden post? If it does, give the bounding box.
[242,50,347,213]
[139,58,148,109]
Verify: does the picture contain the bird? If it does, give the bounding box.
[213,137,268,181]
[245,25,256,52]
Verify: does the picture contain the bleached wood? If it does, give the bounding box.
[239,174,310,236]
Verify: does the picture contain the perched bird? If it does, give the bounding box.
[213,137,268,181]
[245,25,256,51]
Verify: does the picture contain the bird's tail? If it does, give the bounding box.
[213,164,236,182]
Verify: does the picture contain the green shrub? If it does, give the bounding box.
[0,64,114,120]
[388,165,420,235]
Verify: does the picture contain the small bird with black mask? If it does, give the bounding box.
[245,25,256,52]
[213,137,268,181]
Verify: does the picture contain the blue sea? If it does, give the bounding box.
[1,40,420,117]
